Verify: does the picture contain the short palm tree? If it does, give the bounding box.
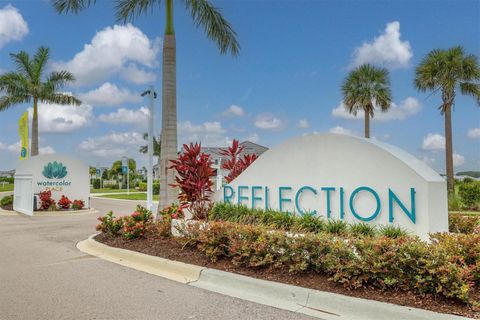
[53,0,239,214]
[341,64,392,138]
[415,46,480,194]
[0,46,80,156]
[139,133,161,157]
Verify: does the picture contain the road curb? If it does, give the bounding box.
[0,207,98,216]
[78,235,473,320]
[77,235,204,284]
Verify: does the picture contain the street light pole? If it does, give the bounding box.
[142,87,156,213]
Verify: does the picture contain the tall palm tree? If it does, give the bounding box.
[139,133,161,156]
[415,46,480,194]
[341,64,392,138]
[0,46,80,156]
[53,0,239,214]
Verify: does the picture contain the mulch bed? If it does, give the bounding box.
[1,204,13,211]
[96,233,480,319]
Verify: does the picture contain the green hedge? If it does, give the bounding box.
[182,221,479,304]
[138,182,159,194]
[0,195,13,206]
[209,203,408,238]
[458,182,480,209]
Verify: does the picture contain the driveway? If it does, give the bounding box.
[0,198,313,320]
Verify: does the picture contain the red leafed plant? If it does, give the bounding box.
[220,139,258,183]
[169,143,215,220]
[72,200,85,210]
[39,190,56,210]
[58,195,72,209]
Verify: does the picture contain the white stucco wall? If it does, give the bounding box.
[15,155,90,209]
[214,134,448,239]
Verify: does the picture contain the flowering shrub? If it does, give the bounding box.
[39,191,56,210]
[96,211,124,236]
[449,214,480,234]
[182,221,479,304]
[72,200,85,210]
[58,195,72,209]
[0,195,13,207]
[161,203,186,220]
[169,143,215,220]
[220,139,258,183]
[96,206,153,239]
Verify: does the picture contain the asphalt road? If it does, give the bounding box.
[0,198,313,320]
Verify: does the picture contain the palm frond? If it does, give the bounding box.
[9,51,34,81]
[0,72,30,96]
[115,0,161,22]
[0,94,30,111]
[52,0,97,14]
[45,70,76,91]
[41,93,82,106]
[32,47,50,81]
[184,0,240,56]
[460,82,480,105]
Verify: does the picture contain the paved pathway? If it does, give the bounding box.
[0,198,313,320]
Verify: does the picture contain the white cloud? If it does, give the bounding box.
[98,107,150,125]
[0,4,28,49]
[51,24,160,86]
[79,82,142,106]
[254,113,284,131]
[420,155,436,165]
[332,97,421,122]
[329,126,354,136]
[5,140,55,155]
[297,119,309,128]
[178,120,227,146]
[222,105,245,117]
[351,21,412,69]
[244,133,260,143]
[422,133,445,151]
[27,103,93,133]
[79,131,144,158]
[453,153,465,167]
[467,128,480,139]
[120,63,157,84]
[40,146,56,155]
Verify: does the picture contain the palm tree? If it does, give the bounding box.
[341,64,392,138]
[415,46,480,194]
[0,46,80,156]
[139,133,161,157]
[53,0,239,214]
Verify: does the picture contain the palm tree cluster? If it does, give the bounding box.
[342,47,479,194]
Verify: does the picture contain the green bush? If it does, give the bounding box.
[458,182,480,209]
[182,221,479,304]
[349,222,377,236]
[0,195,13,207]
[92,178,101,189]
[96,205,153,239]
[103,183,119,190]
[379,225,408,238]
[138,182,159,194]
[138,182,147,191]
[448,193,462,211]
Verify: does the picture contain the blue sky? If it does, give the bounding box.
[0,0,479,172]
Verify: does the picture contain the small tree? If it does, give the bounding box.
[220,139,258,183]
[169,143,215,220]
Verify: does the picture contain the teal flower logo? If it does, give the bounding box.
[42,161,68,179]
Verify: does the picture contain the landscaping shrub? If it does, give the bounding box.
[103,183,119,190]
[138,182,159,194]
[458,181,480,209]
[220,139,258,183]
[0,195,13,207]
[96,205,153,239]
[72,200,85,210]
[92,178,101,189]
[58,195,72,209]
[39,191,56,210]
[379,225,408,238]
[138,182,147,191]
[449,214,480,234]
[448,192,462,211]
[349,222,377,236]
[181,221,479,304]
[169,142,215,219]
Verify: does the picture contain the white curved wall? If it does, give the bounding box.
[214,134,448,239]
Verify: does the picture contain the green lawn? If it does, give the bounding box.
[0,184,14,192]
[99,193,158,201]
[90,188,130,194]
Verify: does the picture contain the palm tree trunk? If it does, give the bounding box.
[31,97,39,156]
[444,104,454,194]
[364,112,370,138]
[158,0,178,216]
